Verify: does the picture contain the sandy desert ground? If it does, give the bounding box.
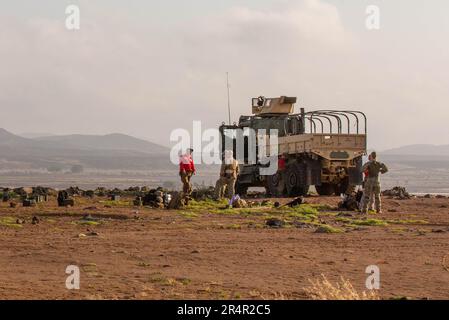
[0,194,449,300]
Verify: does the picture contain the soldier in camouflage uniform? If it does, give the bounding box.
[361,151,388,214]
[214,150,240,200]
[360,153,374,211]
[179,148,195,196]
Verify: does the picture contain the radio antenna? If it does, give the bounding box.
[226,72,231,125]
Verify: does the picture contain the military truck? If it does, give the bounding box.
[219,96,367,197]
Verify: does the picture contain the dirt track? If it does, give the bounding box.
[1,195,449,300]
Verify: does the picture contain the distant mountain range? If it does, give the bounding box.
[1,128,448,171]
[0,128,171,171]
[34,133,168,154]
[381,144,449,157]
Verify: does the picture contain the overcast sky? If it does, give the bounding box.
[0,0,448,150]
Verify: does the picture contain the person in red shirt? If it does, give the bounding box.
[278,154,287,172]
[179,148,195,196]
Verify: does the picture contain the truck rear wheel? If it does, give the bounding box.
[285,162,309,197]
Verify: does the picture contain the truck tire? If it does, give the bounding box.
[285,162,309,197]
[266,172,285,197]
[315,183,335,196]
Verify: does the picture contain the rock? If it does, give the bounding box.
[143,188,172,208]
[58,191,75,207]
[16,218,25,224]
[23,199,37,207]
[274,201,281,208]
[285,197,304,208]
[133,197,143,206]
[2,193,11,202]
[261,200,273,207]
[15,187,33,196]
[314,226,329,233]
[31,216,40,224]
[232,198,248,208]
[191,186,215,201]
[32,186,56,197]
[292,221,314,229]
[265,218,285,228]
[65,186,84,196]
[82,214,97,221]
[314,225,342,234]
[167,192,187,210]
[337,212,353,217]
[83,190,95,198]
[78,230,99,237]
[246,201,256,208]
[382,187,411,199]
[9,202,17,208]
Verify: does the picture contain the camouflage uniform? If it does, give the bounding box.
[179,150,195,196]
[360,176,374,211]
[361,160,388,213]
[214,158,240,199]
[362,193,375,211]
[180,171,193,195]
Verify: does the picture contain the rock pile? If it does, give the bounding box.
[382,186,411,199]
[141,188,171,208]
[191,187,215,201]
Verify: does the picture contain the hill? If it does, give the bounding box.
[35,133,168,154]
[0,129,171,171]
[382,144,449,156]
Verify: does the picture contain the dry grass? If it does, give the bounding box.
[304,275,380,300]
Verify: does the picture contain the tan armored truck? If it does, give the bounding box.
[219,96,367,196]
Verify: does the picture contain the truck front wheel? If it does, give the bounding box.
[266,172,285,197]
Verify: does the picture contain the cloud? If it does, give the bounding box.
[0,0,355,144]
[1,0,447,149]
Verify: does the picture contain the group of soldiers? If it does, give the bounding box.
[178,149,240,202]
[178,149,388,214]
